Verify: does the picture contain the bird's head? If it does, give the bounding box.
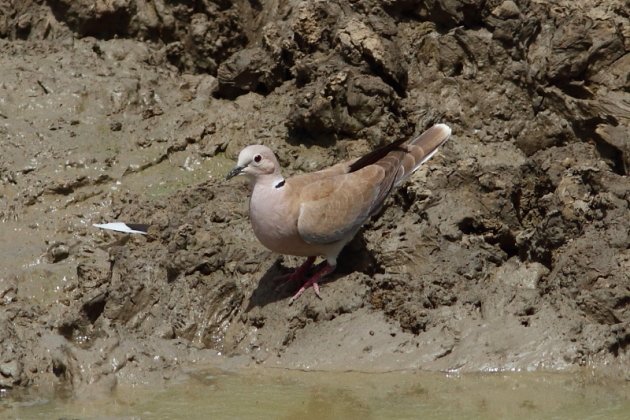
[226,145,280,181]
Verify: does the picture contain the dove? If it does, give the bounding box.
[226,123,451,303]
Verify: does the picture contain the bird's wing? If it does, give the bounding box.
[295,165,385,244]
[293,124,451,245]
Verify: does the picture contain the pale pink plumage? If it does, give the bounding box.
[227,123,452,302]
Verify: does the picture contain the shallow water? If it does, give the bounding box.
[4,368,630,420]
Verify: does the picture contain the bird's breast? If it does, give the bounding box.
[249,184,310,256]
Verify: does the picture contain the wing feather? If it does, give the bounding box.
[296,166,385,244]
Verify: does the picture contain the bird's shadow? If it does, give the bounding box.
[244,232,380,311]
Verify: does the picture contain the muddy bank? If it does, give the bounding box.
[0,0,628,396]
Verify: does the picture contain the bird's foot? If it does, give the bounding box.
[289,263,335,305]
[274,256,316,290]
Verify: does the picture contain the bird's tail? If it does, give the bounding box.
[360,123,451,217]
[395,123,451,186]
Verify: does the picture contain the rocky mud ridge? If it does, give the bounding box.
[0,0,628,396]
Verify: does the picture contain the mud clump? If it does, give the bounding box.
[0,0,628,397]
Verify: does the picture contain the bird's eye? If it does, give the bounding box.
[254,154,262,163]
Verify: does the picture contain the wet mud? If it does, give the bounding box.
[0,0,628,397]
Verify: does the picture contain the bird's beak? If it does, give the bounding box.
[226,165,244,180]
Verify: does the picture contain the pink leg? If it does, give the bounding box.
[275,256,316,289]
[289,263,335,304]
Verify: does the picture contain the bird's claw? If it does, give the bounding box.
[313,282,322,299]
[289,280,320,305]
[275,256,316,292]
[287,261,334,304]
[288,274,326,304]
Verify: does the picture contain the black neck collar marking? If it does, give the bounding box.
[274,179,286,189]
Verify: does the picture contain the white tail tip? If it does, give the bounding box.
[434,123,452,138]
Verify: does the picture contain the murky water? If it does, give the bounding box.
[3,368,629,419]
